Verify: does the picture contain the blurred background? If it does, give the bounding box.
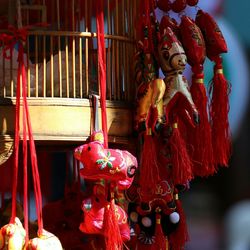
[178,1,250,250]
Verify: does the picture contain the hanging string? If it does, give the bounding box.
[18,43,44,235]
[10,45,21,224]
[96,1,108,148]
[22,57,29,247]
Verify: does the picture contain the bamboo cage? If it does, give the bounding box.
[0,0,137,102]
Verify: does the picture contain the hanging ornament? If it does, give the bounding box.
[196,10,231,167]
[179,15,215,177]
[171,0,187,13]
[187,0,199,6]
[157,27,198,127]
[0,217,26,250]
[134,16,166,133]
[74,134,137,190]
[28,230,63,250]
[80,184,130,243]
[157,27,199,185]
[0,26,62,250]
[156,0,171,12]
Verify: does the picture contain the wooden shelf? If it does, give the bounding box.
[0,98,134,144]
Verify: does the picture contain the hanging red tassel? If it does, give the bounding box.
[169,194,189,250]
[151,212,167,250]
[195,10,231,167]
[179,16,214,176]
[190,72,215,176]
[210,56,231,167]
[169,122,193,185]
[139,107,160,200]
[103,191,123,250]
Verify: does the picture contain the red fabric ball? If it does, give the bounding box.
[157,0,171,12]
[187,0,198,6]
[171,0,187,13]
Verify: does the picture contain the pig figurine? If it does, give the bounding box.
[74,140,137,190]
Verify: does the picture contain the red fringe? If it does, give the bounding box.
[169,122,193,185]
[210,57,231,167]
[151,213,167,250]
[139,134,160,196]
[103,199,123,250]
[169,198,189,250]
[139,107,160,199]
[190,75,215,176]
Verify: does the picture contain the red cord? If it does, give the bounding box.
[10,49,21,224]
[23,75,44,236]
[96,1,108,148]
[21,47,29,246]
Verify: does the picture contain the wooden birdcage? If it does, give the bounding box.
[0,0,139,163]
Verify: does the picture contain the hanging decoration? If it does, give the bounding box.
[195,9,231,168]
[0,26,62,250]
[73,2,138,249]
[179,15,214,177]
[130,0,232,249]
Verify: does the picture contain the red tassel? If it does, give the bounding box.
[169,194,189,250]
[210,56,231,167]
[139,133,160,192]
[139,107,160,199]
[169,122,193,185]
[190,72,215,176]
[151,213,167,250]
[103,194,123,250]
